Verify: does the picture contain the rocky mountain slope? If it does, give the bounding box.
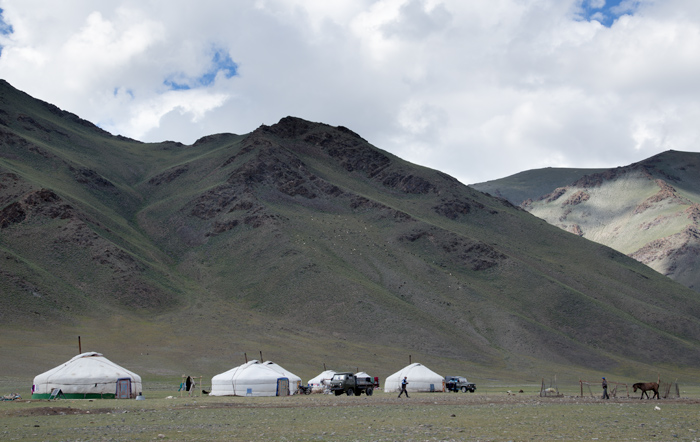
[472,152,700,292]
[2,79,700,381]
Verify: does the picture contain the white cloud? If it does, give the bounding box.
[117,89,230,140]
[1,0,700,184]
[60,10,165,90]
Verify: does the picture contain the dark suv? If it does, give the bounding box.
[445,376,476,393]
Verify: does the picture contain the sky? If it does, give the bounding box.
[0,0,699,185]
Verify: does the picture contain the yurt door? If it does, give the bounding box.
[276,378,289,396]
[116,378,132,399]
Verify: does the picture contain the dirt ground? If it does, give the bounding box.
[5,391,699,416]
[3,392,700,441]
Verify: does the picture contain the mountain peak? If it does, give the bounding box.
[481,149,700,293]
[3,84,700,380]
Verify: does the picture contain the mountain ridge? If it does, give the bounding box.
[2,80,700,382]
[472,150,700,292]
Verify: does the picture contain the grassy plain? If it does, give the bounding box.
[2,380,700,442]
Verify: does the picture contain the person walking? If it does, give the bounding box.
[602,377,609,399]
[398,376,409,398]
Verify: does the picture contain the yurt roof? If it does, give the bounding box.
[387,363,442,380]
[213,360,273,380]
[34,352,141,383]
[308,370,336,384]
[262,361,301,381]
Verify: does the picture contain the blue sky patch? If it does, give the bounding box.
[113,87,135,99]
[0,8,14,57]
[578,0,640,27]
[0,8,13,35]
[164,47,238,91]
[163,77,192,91]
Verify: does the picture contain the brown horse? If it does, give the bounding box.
[632,382,659,399]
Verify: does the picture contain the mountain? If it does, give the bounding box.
[472,152,700,293]
[469,167,608,206]
[2,79,700,382]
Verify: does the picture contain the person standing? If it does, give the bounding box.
[602,377,609,399]
[398,376,409,398]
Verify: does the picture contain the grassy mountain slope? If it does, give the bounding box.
[470,167,607,205]
[2,80,700,384]
[475,151,700,292]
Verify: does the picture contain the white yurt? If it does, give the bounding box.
[261,361,302,394]
[384,363,445,393]
[210,360,297,397]
[307,370,336,392]
[32,352,142,399]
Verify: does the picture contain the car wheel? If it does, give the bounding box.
[461,386,468,393]
[347,389,354,396]
[366,387,373,396]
